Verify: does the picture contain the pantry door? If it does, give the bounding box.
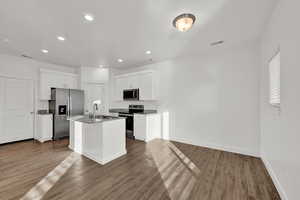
[0,77,34,144]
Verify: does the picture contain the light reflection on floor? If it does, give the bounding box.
[21,152,78,200]
[148,140,201,200]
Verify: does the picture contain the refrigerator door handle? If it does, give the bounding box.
[67,97,70,117]
[70,96,72,117]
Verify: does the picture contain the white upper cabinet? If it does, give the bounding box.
[114,71,156,101]
[127,75,139,89]
[114,76,128,101]
[40,69,78,100]
[139,72,154,100]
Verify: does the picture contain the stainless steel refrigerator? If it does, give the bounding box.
[49,88,84,140]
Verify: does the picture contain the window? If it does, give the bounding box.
[269,51,280,107]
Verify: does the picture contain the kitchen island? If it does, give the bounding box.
[69,115,126,165]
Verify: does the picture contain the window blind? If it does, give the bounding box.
[269,51,280,107]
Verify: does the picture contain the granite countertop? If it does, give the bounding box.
[70,115,125,124]
[109,109,157,115]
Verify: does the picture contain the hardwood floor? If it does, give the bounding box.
[0,139,280,200]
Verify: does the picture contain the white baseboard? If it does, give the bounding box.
[261,154,289,200]
[169,137,259,157]
[102,150,127,165]
[83,151,103,164]
[35,137,52,143]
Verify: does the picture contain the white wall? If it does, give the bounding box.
[111,41,261,156]
[260,1,300,199]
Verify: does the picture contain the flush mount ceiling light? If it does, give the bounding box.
[57,36,65,41]
[173,13,196,32]
[84,14,94,22]
[117,59,123,63]
[41,49,49,54]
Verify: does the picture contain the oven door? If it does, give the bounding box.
[118,113,135,139]
[123,89,139,101]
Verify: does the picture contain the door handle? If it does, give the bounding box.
[67,99,70,117]
[70,96,72,116]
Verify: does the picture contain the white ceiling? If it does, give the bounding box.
[0,0,276,68]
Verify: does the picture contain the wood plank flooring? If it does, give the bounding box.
[0,139,281,200]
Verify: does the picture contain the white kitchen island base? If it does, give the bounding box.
[69,117,126,165]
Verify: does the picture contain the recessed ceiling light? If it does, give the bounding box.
[117,59,123,63]
[99,65,104,68]
[84,14,94,22]
[3,38,9,42]
[57,36,65,41]
[41,49,49,54]
[145,50,151,55]
[173,13,196,32]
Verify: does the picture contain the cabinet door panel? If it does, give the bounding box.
[83,124,101,159]
[139,73,153,100]
[40,72,51,100]
[40,71,78,100]
[115,77,128,101]
[37,115,53,142]
[128,75,139,89]
[134,114,147,141]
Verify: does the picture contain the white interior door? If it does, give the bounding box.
[0,77,34,144]
[82,83,106,115]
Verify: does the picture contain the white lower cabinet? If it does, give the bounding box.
[82,123,101,160]
[69,119,127,165]
[134,113,161,142]
[36,114,53,143]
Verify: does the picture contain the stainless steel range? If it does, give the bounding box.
[118,105,144,139]
[109,105,157,139]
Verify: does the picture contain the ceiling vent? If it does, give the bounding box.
[210,41,224,46]
[21,54,33,59]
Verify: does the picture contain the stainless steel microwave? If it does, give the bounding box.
[123,89,139,101]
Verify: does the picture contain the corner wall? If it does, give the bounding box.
[260,1,300,199]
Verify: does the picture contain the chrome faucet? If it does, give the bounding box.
[93,103,98,119]
[91,100,101,119]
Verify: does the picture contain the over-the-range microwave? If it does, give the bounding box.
[123,89,139,101]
